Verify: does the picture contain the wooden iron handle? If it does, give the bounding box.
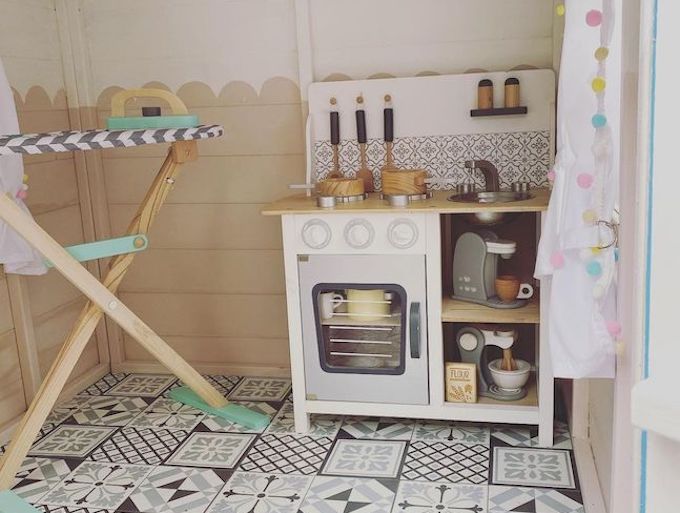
[110,88,189,117]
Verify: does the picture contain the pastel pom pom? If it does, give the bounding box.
[614,248,620,262]
[586,260,602,276]
[592,114,607,128]
[606,320,622,337]
[550,251,565,269]
[556,4,565,16]
[547,169,556,182]
[16,189,27,200]
[22,173,29,183]
[595,47,609,61]
[586,9,603,26]
[577,173,594,188]
[582,209,598,224]
[592,77,606,93]
[591,247,602,256]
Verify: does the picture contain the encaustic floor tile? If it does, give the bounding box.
[12,457,80,503]
[488,485,584,513]
[264,401,343,438]
[239,434,333,475]
[392,480,488,513]
[128,398,205,431]
[29,426,117,458]
[228,377,292,402]
[88,427,191,465]
[206,471,313,513]
[412,420,490,446]
[40,461,152,510]
[166,432,255,469]
[105,374,177,398]
[491,448,576,489]
[339,417,415,441]
[402,441,489,485]
[298,475,398,513]
[117,465,230,513]
[322,439,407,479]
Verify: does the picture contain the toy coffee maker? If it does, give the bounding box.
[452,231,533,308]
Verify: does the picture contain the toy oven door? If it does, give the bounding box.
[298,254,429,405]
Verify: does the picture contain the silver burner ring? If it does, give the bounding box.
[316,193,367,208]
[382,192,432,207]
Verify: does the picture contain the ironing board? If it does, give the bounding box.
[0,121,228,494]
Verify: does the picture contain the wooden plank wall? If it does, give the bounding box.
[78,0,556,375]
[0,0,102,432]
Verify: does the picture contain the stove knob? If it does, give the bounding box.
[301,219,331,249]
[344,219,374,249]
[388,218,419,249]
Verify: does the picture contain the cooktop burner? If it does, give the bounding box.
[381,192,433,207]
[316,193,368,208]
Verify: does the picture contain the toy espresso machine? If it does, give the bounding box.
[452,231,533,308]
[456,325,530,400]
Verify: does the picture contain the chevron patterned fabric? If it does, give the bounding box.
[0,124,223,155]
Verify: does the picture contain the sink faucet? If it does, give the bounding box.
[464,160,500,192]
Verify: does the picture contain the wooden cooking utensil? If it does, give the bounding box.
[355,95,374,192]
[328,97,342,179]
[382,94,395,171]
[501,348,518,371]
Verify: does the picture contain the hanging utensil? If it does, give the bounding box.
[355,95,374,192]
[382,94,395,171]
[327,97,342,179]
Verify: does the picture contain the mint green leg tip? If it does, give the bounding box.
[0,491,41,513]
[168,386,270,431]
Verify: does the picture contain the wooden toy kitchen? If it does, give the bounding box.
[263,69,557,446]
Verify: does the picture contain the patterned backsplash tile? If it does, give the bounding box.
[313,130,551,190]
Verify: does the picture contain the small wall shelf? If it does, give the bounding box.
[470,106,528,117]
[441,296,540,324]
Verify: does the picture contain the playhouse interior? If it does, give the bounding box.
[0,2,633,513]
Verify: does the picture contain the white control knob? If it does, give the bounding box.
[388,219,419,249]
[301,219,331,249]
[344,219,374,249]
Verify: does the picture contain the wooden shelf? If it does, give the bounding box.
[441,296,540,324]
[470,106,528,117]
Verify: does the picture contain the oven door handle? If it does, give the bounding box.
[409,302,421,359]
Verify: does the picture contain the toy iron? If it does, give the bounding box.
[106,88,199,130]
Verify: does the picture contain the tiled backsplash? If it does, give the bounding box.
[313,130,551,190]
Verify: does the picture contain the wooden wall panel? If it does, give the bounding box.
[104,155,305,205]
[121,249,285,295]
[0,329,27,429]
[123,334,290,369]
[118,292,287,340]
[108,204,283,250]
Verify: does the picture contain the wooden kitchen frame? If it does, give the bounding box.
[263,189,554,446]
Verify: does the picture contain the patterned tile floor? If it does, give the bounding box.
[1,373,584,513]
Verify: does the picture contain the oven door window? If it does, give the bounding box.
[312,284,407,375]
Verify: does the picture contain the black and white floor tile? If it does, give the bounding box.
[206,471,312,513]
[6,373,584,513]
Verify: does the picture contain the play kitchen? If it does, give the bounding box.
[264,69,556,446]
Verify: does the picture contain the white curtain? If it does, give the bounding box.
[0,57,47,275]
[535,1,620,378]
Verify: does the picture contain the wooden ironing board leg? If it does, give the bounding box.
[0,141,224,489]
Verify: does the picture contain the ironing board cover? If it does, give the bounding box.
[0,125,223,155]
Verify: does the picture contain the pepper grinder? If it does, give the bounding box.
[477,79,493,110]
[504,78,520,108]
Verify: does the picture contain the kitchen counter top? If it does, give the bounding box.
[262,187,551,216]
